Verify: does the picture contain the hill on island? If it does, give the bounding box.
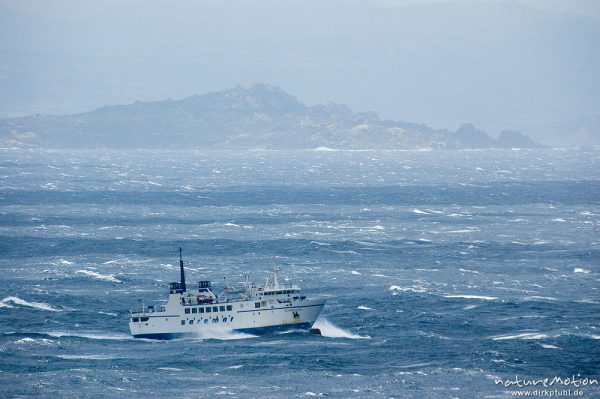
[0,84,542,150]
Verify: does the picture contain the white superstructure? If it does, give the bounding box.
[128,249,326,339]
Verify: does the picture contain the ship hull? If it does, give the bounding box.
[129,298,325,340]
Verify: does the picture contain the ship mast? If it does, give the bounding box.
[179,247,186,293]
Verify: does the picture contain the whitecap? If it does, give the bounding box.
[350,271,361,275]
[57,354,116,360]
[444,294,497,301]
[459,268,480,274]
[191,328,256,341]
[389,285,427,294]
[0,296,62,312]
[540,344,559,349]
[445,228,480,234]
[491,332,548,340]
[448,213,467,218]
[44,331,132,341]
[412,209,429,215]
[574,268,590,274]
[425,209,444,214]
[58,259,74,265]
[522,296,558,302]
[575,298,599,304]
[330,250,360,255]
[15,337,36,344]
[312,317,370,339]
[15,337,54,345]
[76,270,123,283]
[357,305,372,311]
[98,311,118,317]
[227,365,244,369]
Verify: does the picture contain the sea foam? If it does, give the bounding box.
[491,332,549,341]
[0,296,62,312]
[444,294,498,301]
[312,317,370,339]
[76,270,123,283]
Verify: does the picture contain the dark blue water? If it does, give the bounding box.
[1,148,599,398]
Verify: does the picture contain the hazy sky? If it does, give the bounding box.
[376,0,600,18]
[6,0,600,20]
[1,0,599,144]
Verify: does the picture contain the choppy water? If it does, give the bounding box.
[0,148,599,398]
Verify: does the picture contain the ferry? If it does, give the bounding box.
[128,249,326,339]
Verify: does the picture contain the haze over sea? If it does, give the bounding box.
[0,148,598,398]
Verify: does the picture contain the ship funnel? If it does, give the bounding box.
[179,247,187,293]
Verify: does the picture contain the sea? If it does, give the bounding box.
[0,148,598,398]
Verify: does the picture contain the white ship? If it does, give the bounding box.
[128,249,326,339]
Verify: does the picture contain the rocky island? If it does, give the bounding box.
[0,84,543,150]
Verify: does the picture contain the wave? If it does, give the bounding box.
[310,241,331,246]
[522,296,558,302]
[43,331,132,341]
[574,268,590,274]
[425,209,444,214]
[103,258,151,265]
[445,228,480,234]
[191,328,256,341]
[0,296,62,312]
[412,209,429,215]
[575,298,599,304]
[76,269,123,283]
[312,317,370,339]
[389,285,428,294]
[458,268,480,274]
[444,294,498,301]
[540,344,559,349]
[98,311,118,317]
[491,332,549,341]
[56,354,118,360]
[15,337,55,345]
[357,305,372,310]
